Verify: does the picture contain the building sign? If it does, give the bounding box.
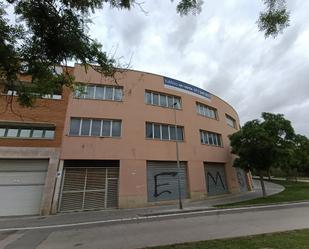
[164,77,211,100]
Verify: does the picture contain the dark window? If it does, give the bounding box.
[81,119,91,136]
[102,120,111,136]
[146,123,153,138]
[161,125,169,139]
[112,121,121,137]
[70,118,81,136]
[154,124,161,139]
[91,120,101,136]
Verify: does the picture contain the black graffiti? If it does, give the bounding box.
[207,171,225,191]
[153,172,178,197]
[237,171,245,188]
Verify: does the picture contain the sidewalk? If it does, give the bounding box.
[0,180,284,230]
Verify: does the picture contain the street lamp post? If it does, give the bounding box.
[173,102,183,210]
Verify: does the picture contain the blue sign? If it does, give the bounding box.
[164,77,211,100]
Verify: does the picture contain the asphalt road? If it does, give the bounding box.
[1,204,309,249]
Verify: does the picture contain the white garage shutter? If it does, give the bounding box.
[0,159,48,216]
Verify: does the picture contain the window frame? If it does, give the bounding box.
[69,117,122,138]
[145,90,182,110]
[196,102,218,120]
[74,84,123,102]
[145,122,184,141]
[200,129,223,147]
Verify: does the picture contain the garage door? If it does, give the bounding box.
[59,167,119,212]
[236,168,248,192]
[0,159,48,216]
[147,161,188,202]
[205,163,228,196]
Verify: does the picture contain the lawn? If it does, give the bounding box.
[146,229,309,249]
[217,180,309,208]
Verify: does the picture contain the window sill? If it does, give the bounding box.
[201,143,224,148]
[0,137,55,140]
[197,113,219,121]
[73,97,123,103]
[67,134,122,139]
[145,103,183,111]
[145,138,185,142]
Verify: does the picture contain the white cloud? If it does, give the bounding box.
[89,0,309,136]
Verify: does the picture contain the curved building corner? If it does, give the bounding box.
[55,64,252,213]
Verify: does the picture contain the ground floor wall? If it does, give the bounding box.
[116,159,250,209]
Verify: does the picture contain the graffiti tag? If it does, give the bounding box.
[153,172,178,197]
[207,172,226,192]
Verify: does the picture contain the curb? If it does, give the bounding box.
[1,201,309,232]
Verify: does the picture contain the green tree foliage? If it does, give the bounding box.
[0,0,290,106]
[229,112,295,197]
[279,135,309,177]
[258,0,290,38]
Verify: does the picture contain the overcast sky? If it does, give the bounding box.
[89,0,309,135]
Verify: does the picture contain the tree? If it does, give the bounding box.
[279,134,309,178]
[229,112,295,197]
[0,0,290,107]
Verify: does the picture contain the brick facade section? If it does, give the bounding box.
[0,74,72,148]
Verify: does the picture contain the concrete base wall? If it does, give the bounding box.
[0,147,60,215]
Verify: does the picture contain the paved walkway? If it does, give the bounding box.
[0,180,284,230]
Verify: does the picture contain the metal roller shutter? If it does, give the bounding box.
[0,159,48,216]
[147,161,188,202]
[204,163,228,196]
[236,167,248,192]
[59,167,119,212]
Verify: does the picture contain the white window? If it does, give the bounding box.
[145,122,184,141]
[74,84,123,101]
[200,130,222,147]
[0,125,55,139]
[196,103,217,119]
[145,91,182,109]
[226,114,237,128]
[69,118,121,137]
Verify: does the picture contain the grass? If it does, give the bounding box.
[216,180,309,208]
[146,229,309,249]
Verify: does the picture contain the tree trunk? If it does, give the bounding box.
[267,169,271,180]
[259,171,267,197]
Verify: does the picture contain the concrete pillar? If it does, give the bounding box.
[187,160,206,200]
[118,159,147,208]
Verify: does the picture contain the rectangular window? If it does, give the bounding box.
[146,123,153,138]
[85,85,95,99]
[196,102,218,120]
[91,120,101,136]
[0,125,55,139]
[105,87,113,100]
[145,91,152,104]
[69,118,121,138]
[20,129,31,138]
[114,88,123,101]
[95,86,104,100]
[112,120,121,137]
[32,129,44,138]
[200,130,222,147]
[74,84,123,101]
[145,122,184,141]
[152,93,159,106]
[69,118,81,136]
[145,90,182,109]
[226,114,237,128]
[161,125,169,140]
[44,130,55,139]
[6,129,19,137]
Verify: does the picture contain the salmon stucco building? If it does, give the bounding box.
[0,64,252,216]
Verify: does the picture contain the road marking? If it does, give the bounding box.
[0,201,309,232]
